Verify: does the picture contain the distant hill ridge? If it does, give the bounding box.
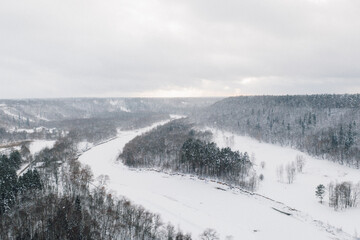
[0,97,219,128]
[212,94,360,109]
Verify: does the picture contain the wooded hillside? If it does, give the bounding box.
[196,94,360,167]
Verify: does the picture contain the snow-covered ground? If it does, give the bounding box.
[0,139,55,155]
[29,140,56,155]
[210,128,360,238]
[79,120,354,240]
[77,141,94,153]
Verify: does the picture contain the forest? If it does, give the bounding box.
[0,133,194,240]
[0,112,169,145]
[197,94,360,168]
[119,119,257,191]
[0,98,217,129]
[120,119,211,169]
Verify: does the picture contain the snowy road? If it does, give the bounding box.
[79,121,353,240]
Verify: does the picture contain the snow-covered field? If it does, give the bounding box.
[210,128,360,239]
[79,120,355,240]
[0,139,55,155]
[29,140,56,155]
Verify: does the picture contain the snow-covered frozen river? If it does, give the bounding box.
[79,121,354,240]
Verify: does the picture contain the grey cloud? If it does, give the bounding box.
[0,0,359,98]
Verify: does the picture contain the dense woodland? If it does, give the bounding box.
[120,119,211,168]
[197,94,360,168]
[0,127,62,144]
[0,112,169,146]
[0,98,218,129]
[180,138,256,190]
[63,112,168,144]
[0,97,213,146]
[0,137,193,239]
[120,120,257,190]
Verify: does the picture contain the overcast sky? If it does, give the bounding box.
[0,0,359,98]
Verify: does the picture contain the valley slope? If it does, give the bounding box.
[79,119,355,240]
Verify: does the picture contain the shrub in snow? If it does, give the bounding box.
[260,161,265,169]
[259,174,264,181]
[200,228,219,240]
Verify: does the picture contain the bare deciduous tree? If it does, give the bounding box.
[295,155,306,173]
[276,165,284,182]
[286,162,296,184]
[200,228,219,240]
